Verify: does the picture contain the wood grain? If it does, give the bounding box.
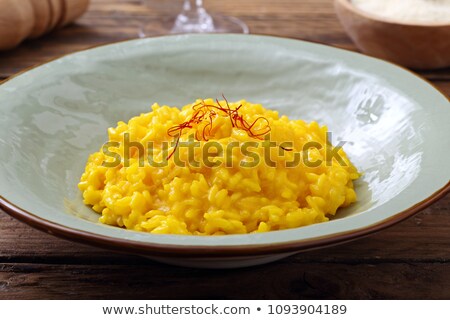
[1,262,449,299]
[0,0,449,299]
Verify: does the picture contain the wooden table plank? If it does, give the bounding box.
[1,262,449,299]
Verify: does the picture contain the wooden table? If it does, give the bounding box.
[1,0,449,299]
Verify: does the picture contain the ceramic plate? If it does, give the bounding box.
[0,35,449,268]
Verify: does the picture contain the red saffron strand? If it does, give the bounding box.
[166,98,279,159]
[167,131,181,160]
[280,145,294,151]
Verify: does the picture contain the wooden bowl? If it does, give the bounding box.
[334,0,450,70]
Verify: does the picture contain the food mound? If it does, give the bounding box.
[78,99,360,235]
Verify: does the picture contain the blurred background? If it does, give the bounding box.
[0,0,355,77]
[0,0,449,82]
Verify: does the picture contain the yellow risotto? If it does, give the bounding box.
[78,99,360,235]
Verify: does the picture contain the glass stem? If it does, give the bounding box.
[184,0,204,11]
[172,0,215,33]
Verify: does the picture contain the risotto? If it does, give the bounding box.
[78,99,360,235]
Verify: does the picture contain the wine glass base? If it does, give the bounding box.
[139,14,249,38]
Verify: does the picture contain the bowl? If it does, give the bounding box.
[0,34,449,268]
[334,0,450,70]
